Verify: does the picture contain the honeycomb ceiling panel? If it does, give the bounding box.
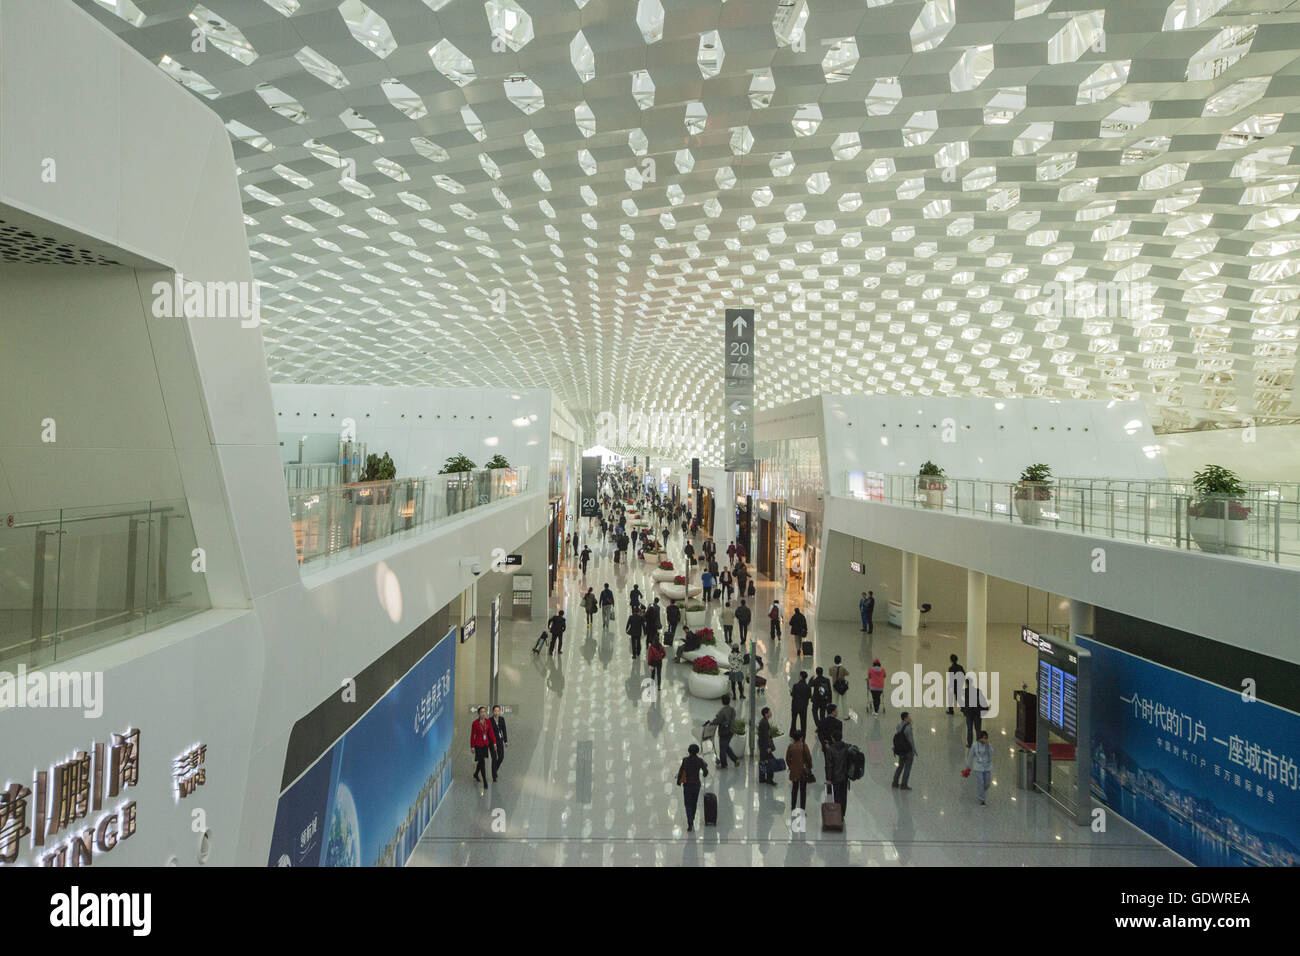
[76,0,1300,463]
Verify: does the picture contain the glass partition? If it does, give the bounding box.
[288,467,531,569]
[0,499,212,669]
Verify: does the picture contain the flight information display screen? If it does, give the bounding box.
[1037,659,1079,744]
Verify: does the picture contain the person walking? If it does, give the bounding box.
[735,599,752,644]
[810,666,833,728]
[676,744,710,832]
[547,609,567,656]
[579,545,591,576]
[628,583,643,613]
[665,599,681,645]
[768,601,782,643]
[713,694,742,769]
[573,532,580,559]
[746,577,756,602]
[720,601,736,645]
[582,587,598,629]
[626,605,645,659]
[599,583,615,630]
[647,634,666,692]
[645,597,663,645]
[859,591,873,633]
[470,706,497,792]
[726,644,747,701]
[960,679,988,747]
[868,659,887,717]
[489,705,508,782]
[700,567,715,606]
[735,561,748,596]
[719,566,734,602]
[829,655,850,712]
[964,729,994,806]
[789,605,807,651]
[892,711,916,790]
[790,671,811,737]
[757,707,777,785]
[826,732,850,819]
[786,730,813,815]
[817,702,843,778]
[726,541,737,565]
[947,653,966,715]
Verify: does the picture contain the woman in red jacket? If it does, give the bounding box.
[470,706,497,791]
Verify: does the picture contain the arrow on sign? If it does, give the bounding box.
[731,314,748,335]
[729,400,748,415]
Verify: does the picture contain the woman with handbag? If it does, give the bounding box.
[785,729,814,813]
[647,634,666,692]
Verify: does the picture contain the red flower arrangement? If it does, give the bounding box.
[697,627,716,644]
[693,656,719,675]
[673,575,687,585]
[659,560,675,571]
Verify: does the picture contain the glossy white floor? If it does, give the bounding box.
[409,518,1184,867]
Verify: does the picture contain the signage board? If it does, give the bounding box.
[724,308,755,472]
[461,616,477,643]
[849,560,865,575]
[580,456,600,517]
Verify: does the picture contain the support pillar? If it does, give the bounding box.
[1069,599,1094,639]
[966,569,987,674]
[901,551,919,637]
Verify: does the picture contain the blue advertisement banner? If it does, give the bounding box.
[267,628,457,867]
[1079,638,1300,867]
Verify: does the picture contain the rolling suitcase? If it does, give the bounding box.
[703,791,718,826]
[801,640,814,657]
[821,801,844,831]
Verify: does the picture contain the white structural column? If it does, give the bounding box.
[901,551,919,636]
[966,569,988,673]
[1070,599,1095,638]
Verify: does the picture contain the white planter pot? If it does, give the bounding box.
[1189,515,1249,555]
[687,672,729,700]
[678,646,716,663]
[650,569,678,583]
[643,551,663,564]
[684,609,707,628]
[922,487,944,510]
[659,583,701,602]
[1015,496,1049,525]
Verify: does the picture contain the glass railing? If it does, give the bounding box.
[0,499,212,668]
[841,471,1300,566]
[288,467,531,568]
[284,462,344,491]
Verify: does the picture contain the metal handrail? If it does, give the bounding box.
[8,504,176,529]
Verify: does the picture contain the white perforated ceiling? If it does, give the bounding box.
[77,0,1300,463]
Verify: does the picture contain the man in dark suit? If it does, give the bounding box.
[817,703,844,781]
[489,705,509,782]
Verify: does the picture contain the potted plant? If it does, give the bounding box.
[696,627,716,645]
[1014,463,1053,525]
[687,654,729,699]
[485,454,510,469]
[673,575,687,585]
[658,560,675,571]
[1188,465,1251,555]
[440,453,476,514]
[918,460,947,510]
[354,451,396,508]
[684,603,707,629]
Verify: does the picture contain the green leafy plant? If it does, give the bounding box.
[485,454,510,469]
[438,453,477,474]
[1015,463,1053,500]
[360,452,396,482]
[732,718,747,737]
[1189,465,1250,519]
[684,604,704,613]
[918,460,947,490]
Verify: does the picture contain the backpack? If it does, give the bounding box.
[769,606,779,620]
[846,745,865,781]
[812,679,831,703]
[648,644,665,664]
[833,678,850,696]
[892,729,912,756]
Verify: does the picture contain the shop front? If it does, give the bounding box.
[697,487,715,538]
[547,498,564,593]
[785,507,808,607]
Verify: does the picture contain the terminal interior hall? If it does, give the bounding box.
[2,0,1299,870]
